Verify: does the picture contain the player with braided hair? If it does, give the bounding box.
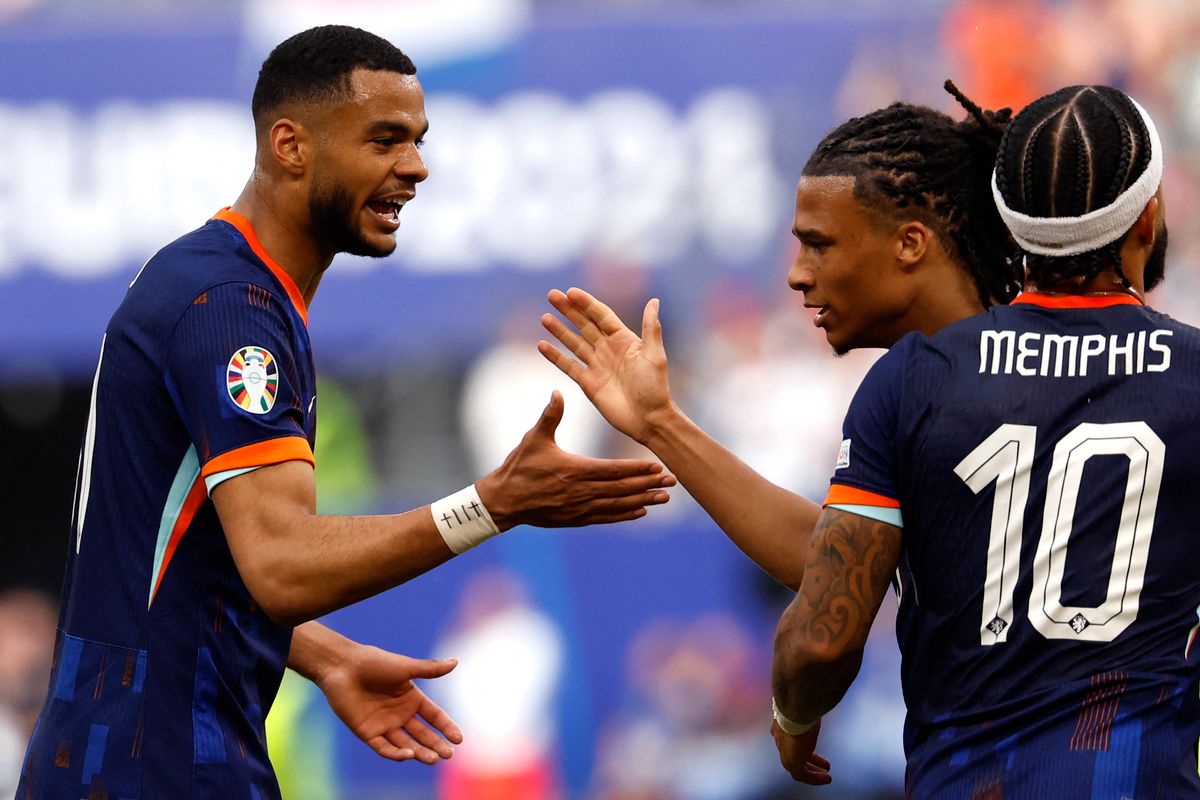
[539,84,1017,785]
[803,80,1019,317]
[774,84,1200,796]
[789,82,1020,357]
[993,84,1167,296]
[539,83,1018,588]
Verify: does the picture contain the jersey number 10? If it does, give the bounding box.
[954,422,1163,646]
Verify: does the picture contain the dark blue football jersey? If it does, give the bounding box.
[19,209,317,799]
[825,293,1200,798]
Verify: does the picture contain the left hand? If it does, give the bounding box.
[316,644,463,764]
[476,390,676,530]
[771,719,832,785]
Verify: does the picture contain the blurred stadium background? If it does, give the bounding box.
[3,0,1200,797]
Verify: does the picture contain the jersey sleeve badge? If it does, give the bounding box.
[836,438,852,470]
[226,346,278,414]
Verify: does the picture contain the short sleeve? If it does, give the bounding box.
[164,282,314,492]
[823,335,917,527]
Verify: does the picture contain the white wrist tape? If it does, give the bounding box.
[431,484,500,554]
[772,697,817,736]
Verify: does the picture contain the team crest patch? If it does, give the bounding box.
[227,346,278,414]
[835,438,851,470]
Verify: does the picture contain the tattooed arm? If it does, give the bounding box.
[769,507,902,782]
[772,506,902,720]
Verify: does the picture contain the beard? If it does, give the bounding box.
[1143,221,1168,292]
[308,173,396,259]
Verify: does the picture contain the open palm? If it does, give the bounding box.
[318,646,463,764]
[539,287,673,444]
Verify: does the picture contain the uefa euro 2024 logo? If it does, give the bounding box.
[226,346,278,415]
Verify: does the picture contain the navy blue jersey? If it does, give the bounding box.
[826,293,1200,798]
[20,209,317,799]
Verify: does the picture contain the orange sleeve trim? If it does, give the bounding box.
[201,436,315,478]
[1011,292,1142,309]
[211,207,309,326]
[824,484,900,508]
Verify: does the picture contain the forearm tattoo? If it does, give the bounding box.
[773,508,902,719]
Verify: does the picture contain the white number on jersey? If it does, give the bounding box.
[955,421,1163,646]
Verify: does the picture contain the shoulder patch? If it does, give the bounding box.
[227,346,278,414]
[836,438,851,470]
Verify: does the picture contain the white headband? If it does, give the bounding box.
[992,96,1162,257]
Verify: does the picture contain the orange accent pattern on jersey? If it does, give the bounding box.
[247,284,272,312]
[201,436,315,479]
[211,207,308,326]
[824,483,901,508]
[1069,671,1128,751]
[1012,292,1143,309]
[149,474,206,606]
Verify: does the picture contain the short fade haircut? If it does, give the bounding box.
[251,25,417,129]
[994,85,1153,289]
[803,82,1021,308]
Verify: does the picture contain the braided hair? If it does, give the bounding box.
[802,81,1021,308]
[993,85,1153,289]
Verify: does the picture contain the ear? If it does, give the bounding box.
[1131,195,1159,245]
[267,119,308,176]
[894,221,933,270]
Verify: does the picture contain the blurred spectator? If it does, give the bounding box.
[940,0,1052,111]
[461,304,609,474]
[590,613,785,800]
[311,377,380,515]
[432,567,566,800]
[685,275,875,502]
[0,588,56,797]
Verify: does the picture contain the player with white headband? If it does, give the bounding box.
[771,84,1200,796]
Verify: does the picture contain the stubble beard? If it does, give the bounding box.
[308,174,397,259]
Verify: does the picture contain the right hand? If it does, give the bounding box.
[477,390,675,530]
[539,287,672,444]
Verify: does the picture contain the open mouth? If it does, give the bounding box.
[367,198,406,226]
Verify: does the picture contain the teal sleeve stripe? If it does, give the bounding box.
[829,503,903,528]
[204,466,261,493]
[150,445,201,608]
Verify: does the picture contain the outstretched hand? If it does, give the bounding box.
[317,645,463,765]
[476,389,675,530]
[539,287,673,444]
[771,719,832,786]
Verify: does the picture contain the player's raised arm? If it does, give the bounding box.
[540,286,820,589]
[213,390,674,626]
